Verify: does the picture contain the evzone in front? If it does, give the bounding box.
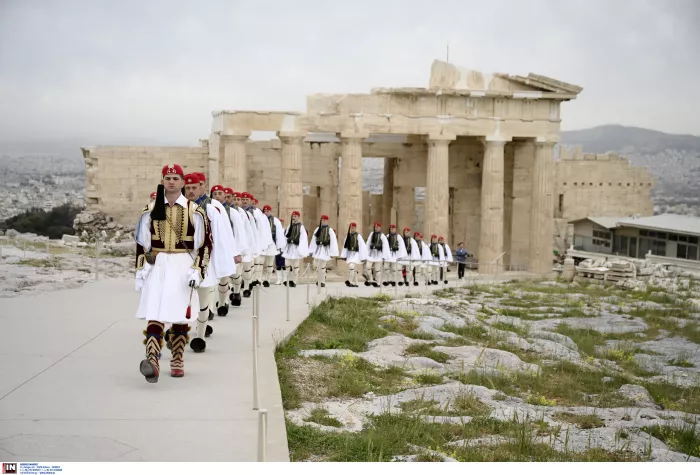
[398,227,421,286]
[438,236,453,285]
[340,221,367,287]
[428,234,446,285]
[364,222,390,287]
[244,195,273,290]
[135,164,212,382]
[230,192,257,301]
[282,211,308,287]
[261,205,286,287]
[308,214,339,287]
[415,233,433,285]
[383,224,407,287]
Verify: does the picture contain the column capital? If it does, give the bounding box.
[338,131,369,141]
[534,138,558,148]
[426,133,456,143]
[221,133,249,143]
[276,130,306,143]
[479,136,510,147]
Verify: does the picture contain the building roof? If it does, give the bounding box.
[571,214,700,236]
[616,214,700,236]
[569,217,627,230]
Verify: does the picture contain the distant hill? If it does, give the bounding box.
[561,125,700,155]
[561,125,700,216]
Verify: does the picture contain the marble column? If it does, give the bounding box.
[424,134,455,240]
[478,139,506,274]
[277,131,305,222]
[529,140,556,275]
[338,132,367,244]
[222,134,249,193]
[382,157,396,227]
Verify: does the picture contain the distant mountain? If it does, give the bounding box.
[561,125,700,155]
[561,125,700,216]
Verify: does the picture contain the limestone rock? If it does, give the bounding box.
[109,242,135,257]
[617,384,658,409]
[6,229,19,238]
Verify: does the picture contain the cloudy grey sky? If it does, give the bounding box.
[0,0,698,144]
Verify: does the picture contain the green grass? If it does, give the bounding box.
[286,412,640,462]
[643,420,700,459]
[404,343,450,363]
[668,357,694,368]
[414,371,444,385]
[491,321,529,336]
[304,407,343,428]
[453,361,633,408]
[642,381,700,413]
[553,412,605,429]
[17,256,63,268]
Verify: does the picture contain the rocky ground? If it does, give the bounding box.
[276,280,700,462]
[0,233,132,298]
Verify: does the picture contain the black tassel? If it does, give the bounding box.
[314,218,323,238]
[151,184,166,220]
[343,224,352,249]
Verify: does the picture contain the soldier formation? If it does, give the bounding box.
[134,164,457,384]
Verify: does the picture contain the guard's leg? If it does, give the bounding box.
[391,262,399,286]
[382,262,391,286]
[290,259,300,287]
[169,323,190,378]
[313,258,320,285]
[217,277,230,316]
[140,320,164,383]
[230,269,243,306]
[346,262,355,287]
[263,255,274,287]
[373,261,382,287]
[191,286,214,353]
[243,260,253,297]
[319,259,327,287]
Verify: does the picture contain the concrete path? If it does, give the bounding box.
[0,269,527,462]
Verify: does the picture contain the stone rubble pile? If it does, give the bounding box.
[72,211,133,245]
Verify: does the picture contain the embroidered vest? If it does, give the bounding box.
[286,222,301,245]
[369,232,382,251]
[404,236,412,253]
[345,232,359,252]
[430,243,440,258]
[388,233,399,252]
[269,216,276,242]
[315,226,331,246]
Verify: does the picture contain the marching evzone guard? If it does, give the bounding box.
[243,193,272,289]
[415,232,433,285]
[135,164,212,382]
[398,227,421,286]
[364,222,390,287]
[209,184,243,318]
[308,215,339,287]
[438,236,453,285]
[183,175,237,353]
[229,192,256,303]
[275,219,286,284]
[383,224,407,287]
[428,234,445,285]
[282,211,309,287]
[261,205,286,287]
[340,222,367,287]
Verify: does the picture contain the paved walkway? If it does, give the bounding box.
[0,270,528,462]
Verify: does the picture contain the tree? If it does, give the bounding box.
[0,203,84,239]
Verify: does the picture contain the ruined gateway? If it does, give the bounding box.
[81,60,653,275]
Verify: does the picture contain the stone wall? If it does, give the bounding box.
[553,146,655,252]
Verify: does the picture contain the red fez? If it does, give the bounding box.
[162,164,184,177]
[321,215,329,220]
[389,224,396,229]
[413,231,420,237]
[403,227,410,232]
[439,236,444,240]
[280,218,285,222]
[263,205,272,212]
[211,185,224,193]
[223,187,233,195]
[291,210,300,217]
[374,222,381,227]
[431,234,437,239]
[150,192,157,198]
[184,174,200,185]
[232,192,242,198]
[196,172,206,182]
[349,222,357,227]
[254,199,259,204]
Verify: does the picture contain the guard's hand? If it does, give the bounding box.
[234,255,242,264]
[189,279,198,289]
[187,269,201,289]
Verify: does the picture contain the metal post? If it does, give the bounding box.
[23,240,26,259]
[254,287,260,348]
[285,268,290,322]
[45,239,49,255]
[306,266,310,305]
[252,315,259,410]
[95,240,100,280]
[257,408,268,462]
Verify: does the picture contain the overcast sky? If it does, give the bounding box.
[0,0,698,144]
